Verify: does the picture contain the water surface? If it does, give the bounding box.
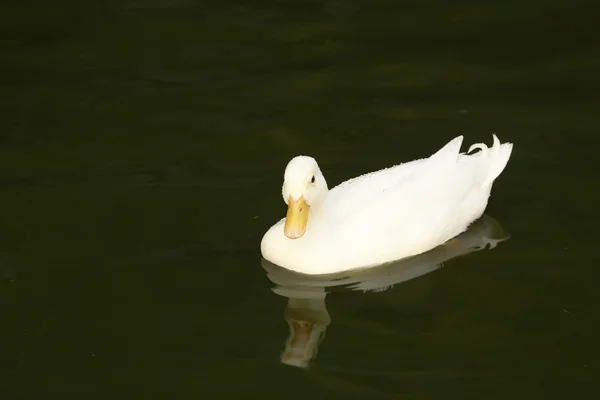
[1,0,599,398]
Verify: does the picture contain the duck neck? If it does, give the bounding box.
[308,189,328,222]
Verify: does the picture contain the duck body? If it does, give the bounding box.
[261,135,513,275]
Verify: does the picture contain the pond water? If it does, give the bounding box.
[1,0,599,398]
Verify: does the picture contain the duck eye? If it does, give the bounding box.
[311,176,315,184]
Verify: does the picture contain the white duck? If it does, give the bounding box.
[260,135,513,275]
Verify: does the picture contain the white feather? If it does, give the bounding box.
[261,135,513,275]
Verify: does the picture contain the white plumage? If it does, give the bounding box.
[261,135,513,275]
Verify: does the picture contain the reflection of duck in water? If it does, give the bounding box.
[279,291,330,369]
[262,215,510,369]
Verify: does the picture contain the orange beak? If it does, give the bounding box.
[284,195,310,239]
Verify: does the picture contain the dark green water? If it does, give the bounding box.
[2,0,599,398]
